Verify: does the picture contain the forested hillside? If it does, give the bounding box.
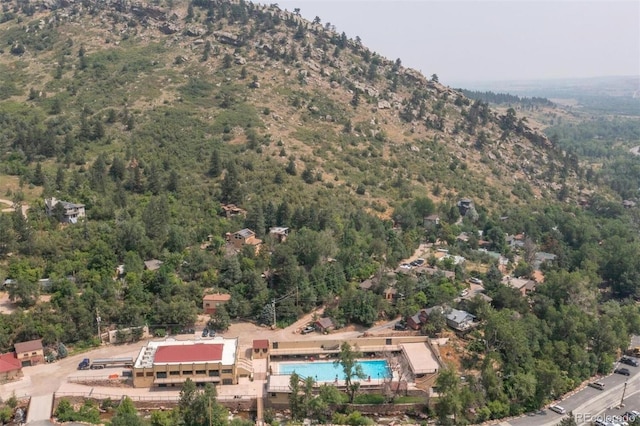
[0,0,639,422]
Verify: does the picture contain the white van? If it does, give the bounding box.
[549,405,566,414]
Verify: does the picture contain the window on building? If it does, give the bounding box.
[196,370,206,375]
[221,369,232,374]
[183,370,193,375]
[271,393,276,397]
[272,342,278,349]
[222,379,233,385]
[386,338,392,345]
[31,352,37,355]
[157,372,167,379]
[169,371,180,376]
[209,370,220,377]
[146,372,153,377]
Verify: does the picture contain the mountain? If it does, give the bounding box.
[0,0,580,217]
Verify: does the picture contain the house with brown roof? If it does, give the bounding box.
[220,204,247,218]
[226,228,262,252]
[504,276,537,296]
[423,214,440,228]
[0,352,22,381]
[203,293,231,315]
[314,317,335,333]
[252,339,269,360]
[14,339,44,366]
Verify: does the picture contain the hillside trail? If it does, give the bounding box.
[0,198,29,218]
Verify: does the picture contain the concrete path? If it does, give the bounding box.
[26,394,53,423]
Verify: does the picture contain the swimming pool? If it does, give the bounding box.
[278,359,391,382]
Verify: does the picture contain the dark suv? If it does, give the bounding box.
[394,322,407,331]
[615,367,631,376]
[620,356,639,367]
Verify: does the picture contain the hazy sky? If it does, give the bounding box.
[275,0,640,86]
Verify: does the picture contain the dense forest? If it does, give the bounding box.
[457,89,553,109]
[0,0,639,423]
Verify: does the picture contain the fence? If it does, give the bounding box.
[54,392,254,403]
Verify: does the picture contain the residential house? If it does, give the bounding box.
[220,204,247,218]
[533,252,557,271]
[144,259,163,272]
[202,293,231,315]
[623,200,636,209]
[457,198,474,216]
[358,278,375,291]
[45,197,86,224]
[383,287,398,302]
[506,233,526,249]
[0,353,22,381]
[414,267,455,280]
[445,309,476,332]
[423,214,440,228]
[226,228,262,252]
[314,317,335,333]
[14,339,44,367]
[504,276,537,296]
[407,306,444,331]
[269,227,289,243]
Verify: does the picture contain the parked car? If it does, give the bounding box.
[620,356,639,366]
[394,322,407,331]
[588,381,605,390]
[549,405,566,414]
[459,289,469,297]
[301,325,315,334]
[201,328,209,337]
[400,263,412,269]
[469,277,483,285]
[414,258,425,266]
[615,367,631,376]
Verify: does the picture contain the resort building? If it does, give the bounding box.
[132,338,252,388]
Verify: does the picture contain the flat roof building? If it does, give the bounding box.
[132,338,250,388]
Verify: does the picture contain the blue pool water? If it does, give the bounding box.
[278,359,391,382]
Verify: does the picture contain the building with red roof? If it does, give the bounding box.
[252,339,269,359]
[0,352,22,381]
[132,337,250,388]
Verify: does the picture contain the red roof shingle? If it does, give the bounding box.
[253,339,269,350]
[0,352,21,373]
[154,344,224,363]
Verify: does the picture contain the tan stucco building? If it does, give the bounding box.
[14,339,44,367]
[132,338,252,388]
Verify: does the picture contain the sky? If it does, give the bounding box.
[274,0,640,86]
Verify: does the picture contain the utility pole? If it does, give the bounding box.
[96,309,101,343]
[620,380,628,407]
[272,299,276,328]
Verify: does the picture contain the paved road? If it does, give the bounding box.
[501,335,640,426]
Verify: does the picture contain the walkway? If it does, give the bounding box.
[26,394,52,424]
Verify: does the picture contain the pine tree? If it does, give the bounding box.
[208,149,222,177]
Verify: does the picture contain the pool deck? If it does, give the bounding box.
[266,371,391,393]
